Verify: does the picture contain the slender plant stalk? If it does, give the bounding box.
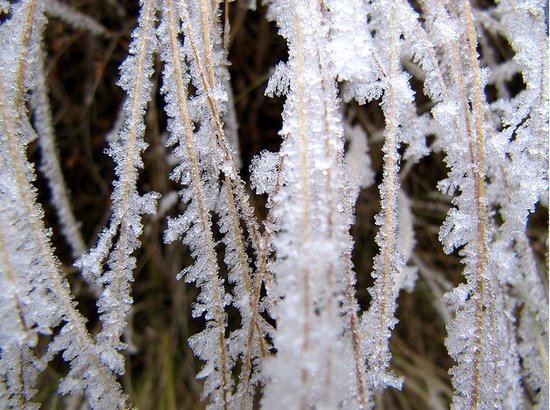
[174,4,271,406]
[461,1,493,405]
[0,58,128,410]
[365,5,402,392]
[178,0,262,253]
[0,220,30,406]
[163,0,231,406]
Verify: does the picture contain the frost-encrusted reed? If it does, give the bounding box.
[0,0,547,409]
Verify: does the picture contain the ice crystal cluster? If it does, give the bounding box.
[0,0,548,409]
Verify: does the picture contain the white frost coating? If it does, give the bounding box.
[359,0,428,397]
[0,4,60,406]
[325,0,382,104]
[159,1,230,405]
[158,0,266,407]
[488,2,549,407]
[216,181,271,408]
[0,185,47,409]
[30,20,87,259]
[344,121,374,207]
[250,150,280,196]
[424,0,539,406]
[265,61,290,97]
[0,0,547,408]
[262,1,362,408]
[0,1,127,407]
[396,190,417,292]
[326,0,374,84]
[76,0,160,378]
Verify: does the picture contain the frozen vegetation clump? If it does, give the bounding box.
[0,0,548,409]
